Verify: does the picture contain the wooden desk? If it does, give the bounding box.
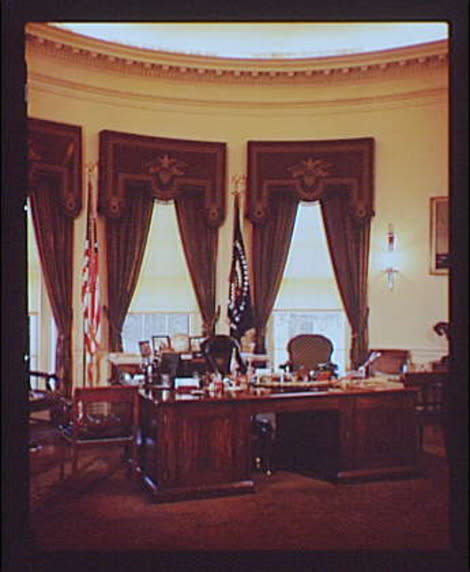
[138,384,418,502]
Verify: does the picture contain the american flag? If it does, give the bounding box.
[228,194,254,340]
[82,175,101,385]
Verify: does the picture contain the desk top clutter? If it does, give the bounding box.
[108,345,406,396]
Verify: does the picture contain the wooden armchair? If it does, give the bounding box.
[367,349,410,377]
[29,370,71,451]
[402,372,446,451]
[29,370,70,426]
[60,385,140,476]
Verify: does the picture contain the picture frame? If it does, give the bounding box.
[152,335,171,354]
[138,340,152,359]
[430,196,449,275]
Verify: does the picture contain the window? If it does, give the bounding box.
[27,200,57,374]
[28,313,39,373]
[122,311,198,353]
[271,310,347,374]
[271,202,349,374]
[125,201,201,350]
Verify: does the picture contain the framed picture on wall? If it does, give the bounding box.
[430,196,449,275]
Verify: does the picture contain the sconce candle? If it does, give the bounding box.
[387,223,396,251]
[384,223,398,290]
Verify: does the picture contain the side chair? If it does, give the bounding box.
[367,349,410,377]
[29,370,71,451]
[60,385,140,477]
[402,371,446,452]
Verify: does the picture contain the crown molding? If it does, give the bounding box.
[28,69,447,118]
[26,23,448,84]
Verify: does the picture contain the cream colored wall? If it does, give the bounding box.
[26,40,448,384]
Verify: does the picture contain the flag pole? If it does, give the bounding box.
[83,161,99,387]
[228,174,254,342]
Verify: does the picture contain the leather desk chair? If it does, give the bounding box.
[274,335,338,476]
[201,335,273,474]
[282,334,337,376]
[200,335,247,376]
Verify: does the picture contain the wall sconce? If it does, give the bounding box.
[384,223,399,290]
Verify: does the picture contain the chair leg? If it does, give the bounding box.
[121,442,136,477]
[71,444,78,475]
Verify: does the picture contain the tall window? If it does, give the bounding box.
[270,202,349,374]
[27,201,57,378]
[122,202,201,352]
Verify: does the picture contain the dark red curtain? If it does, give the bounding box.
[252,192,299,353]
[29,180,74,396]
[320,191,371,368]
[106,189,154,351]
[175,191,219,335]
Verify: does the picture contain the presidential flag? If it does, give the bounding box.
[82,175,101,385]
[228,194,254,340]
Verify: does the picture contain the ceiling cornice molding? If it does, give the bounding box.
[28,70,447,115]
[26,23,448,84]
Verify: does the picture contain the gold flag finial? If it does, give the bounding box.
[86,161,98,179]
[231,174,247,197]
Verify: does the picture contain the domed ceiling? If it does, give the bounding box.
[50,22,448,60]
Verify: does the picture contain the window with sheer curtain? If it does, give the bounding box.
[121,201,201,353]
[269,202,348,374]
[27,201,57,376]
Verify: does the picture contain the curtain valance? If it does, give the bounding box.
[247,138,374,225]
[246,138,374,367]
[98,130,226,227]
[99,130,226,349]
[28,118,83,217]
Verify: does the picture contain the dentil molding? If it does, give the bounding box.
[26,23,448,86]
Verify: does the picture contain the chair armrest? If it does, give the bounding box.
[29,370,62,392]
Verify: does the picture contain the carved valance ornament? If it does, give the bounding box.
[247,138,374,224]
[99,130,226,226]
[27,118,82,217]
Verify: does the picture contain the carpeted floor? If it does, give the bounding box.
[28,423,450,553]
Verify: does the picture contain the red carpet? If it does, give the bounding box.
[29,425,450,553]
